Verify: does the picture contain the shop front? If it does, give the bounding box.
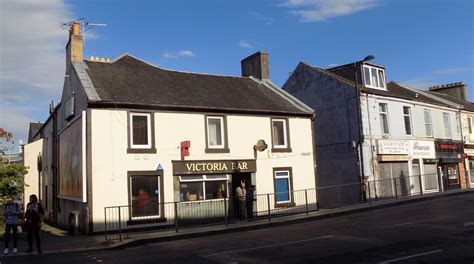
[172,159,257,221]
[409,140,438,193]
[435,140,465,190]
[464,146,474,187]
[376,140,411,198]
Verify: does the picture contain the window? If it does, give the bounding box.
[403,106,412,135]
[129,174,161,218]
[271,118,291,152]
[129,112,153,150]
[379,103,389,134]
[469,117,473,135]
[443,113,451,138]
[273,168,293,205]
[424,110,433,137]
[205,116,228,152]
[363,65,386,89]
[179,175,228,202]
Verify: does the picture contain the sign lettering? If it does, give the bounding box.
[173,160,256,175]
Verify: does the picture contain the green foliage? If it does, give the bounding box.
[0,163,28,198]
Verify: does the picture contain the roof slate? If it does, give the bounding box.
[428,91,474,112]
[28,122,43,143]
[84,55,312,116]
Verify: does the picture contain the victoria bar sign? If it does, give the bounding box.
[172,159,257,175]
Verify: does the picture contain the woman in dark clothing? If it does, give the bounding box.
[24,194,44,254]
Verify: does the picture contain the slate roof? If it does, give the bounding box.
[28,122,43,143]
[304,63,454,108]
[428,91,474,112]
[84,55,313,116]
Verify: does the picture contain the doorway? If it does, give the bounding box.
[231,173,251,220]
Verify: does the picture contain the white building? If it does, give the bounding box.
[24,22,317,233]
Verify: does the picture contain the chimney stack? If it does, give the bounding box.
[66,21,83,68]
[241,51,270,80]
[429,82,468,101]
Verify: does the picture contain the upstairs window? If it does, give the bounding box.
[469,117,473,135]
[424,110,433,137]
[363,65,386,89]
[205,116,229,153]
[271,118,292,152]
[379,103,390,134]
[403,106,412,135]
[130,113,152,149]
[443,112,451,138]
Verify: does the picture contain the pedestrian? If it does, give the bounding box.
[235,180,246,220]
[246,185,256,220]
[3,195,21,255]
[24,194,44,254]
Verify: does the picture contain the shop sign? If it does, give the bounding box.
[378,155,411,162]
[435,141,463,153]
[172,159,256,175]
[409,141,435,159]
[378,140,409,155]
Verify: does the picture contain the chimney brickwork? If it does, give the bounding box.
[66,21,83,68]
[241,51,270,80]
[429,82,468,101]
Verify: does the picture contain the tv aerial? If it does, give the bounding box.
[61,18,107,47]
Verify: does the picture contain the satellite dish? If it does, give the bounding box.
[254,139,268,152]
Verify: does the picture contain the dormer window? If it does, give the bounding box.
[363,65,386,89]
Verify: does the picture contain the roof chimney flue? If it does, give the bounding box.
[66,21,83,68]
[241,51,270,80]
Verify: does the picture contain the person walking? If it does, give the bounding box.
[24,194,44,254]
[3,195,21,255]
[235,180,246,220]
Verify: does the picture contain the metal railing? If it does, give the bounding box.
[104,172,465,241]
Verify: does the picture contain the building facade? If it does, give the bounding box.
[24,22,317,233]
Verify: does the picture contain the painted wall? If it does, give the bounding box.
[283,63,361,207]
[89,109,316,231]
[23,139,43,209]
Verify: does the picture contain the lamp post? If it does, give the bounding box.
[354,55,375,200]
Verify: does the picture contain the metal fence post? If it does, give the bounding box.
[224,197,228,226]
[267,193,271,221]
[419,174,423,196]
[393,178,398,199]
[174,202,179,233]
[104,207,108,241]
[118,207,122,242]
[305,189,309,215]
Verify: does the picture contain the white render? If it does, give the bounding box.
[23,139,43,206]
[89,109,316,231]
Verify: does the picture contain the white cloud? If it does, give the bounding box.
[239,40,252,49]
[280,0,382,22]
[433,67,466,75]
[0,0,71,148]
[162,50,196,59]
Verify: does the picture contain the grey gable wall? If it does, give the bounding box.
[282,63,362,207]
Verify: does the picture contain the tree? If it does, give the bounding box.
[0,163,28,198]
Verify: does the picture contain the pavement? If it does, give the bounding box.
[0,188,472,258]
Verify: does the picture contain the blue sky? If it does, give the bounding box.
[0,0,473,151]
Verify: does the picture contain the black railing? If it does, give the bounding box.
[104,172,467,241]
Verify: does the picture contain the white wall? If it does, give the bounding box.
[23,139,43,208]
[89,109,316,231]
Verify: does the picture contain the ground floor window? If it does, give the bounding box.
[273,168,293,204]
[423,163,438,190]
[446,163,459,185]
[469,159,474,184]
[378,162,409,197]
[179,174,228,202]
[129,174,161,218]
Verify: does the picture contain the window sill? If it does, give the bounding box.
[127,217,167,225]
[271,147,292,153]
[274,202,296,208]
[205,148,230,153]
[127,148,157,154]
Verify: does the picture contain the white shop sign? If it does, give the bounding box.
[409,141,435,159]
[378,140,409,155]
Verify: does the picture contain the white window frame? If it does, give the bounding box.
[443,112,452,138]
[272,119,288,149]
[179,174,229,202]
[130,112,152,149]
[274,170,291,204]
[424,110,433,137]
[206,116,225,149]
[363,65,386,89]
[403,106,413,136]
[379,103,390,135]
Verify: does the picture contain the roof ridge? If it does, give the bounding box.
[102,53,251,79]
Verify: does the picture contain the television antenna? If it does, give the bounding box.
[61,18,107,47]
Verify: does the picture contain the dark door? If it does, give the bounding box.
[231,173,251,219]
